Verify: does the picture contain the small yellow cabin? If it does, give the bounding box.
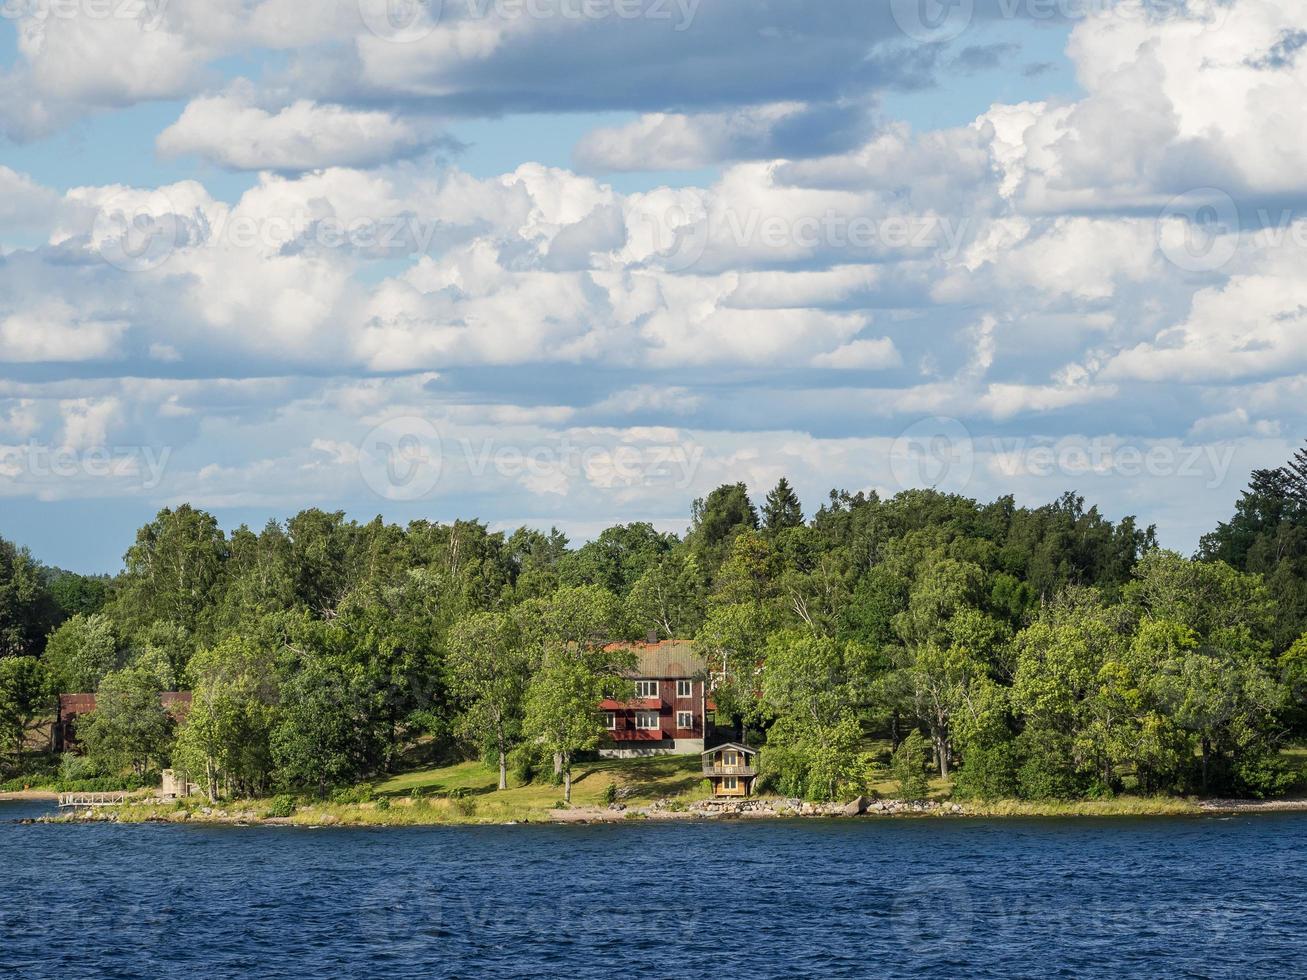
[701,742,758,797]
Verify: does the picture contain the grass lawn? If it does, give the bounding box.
[370,754,712,812]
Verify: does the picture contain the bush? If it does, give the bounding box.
[450,797,477,817]
[891,730,930,800]
[375,797,391,812]
[602,782,618,805]
[265,795,297,819]
[952,741,1020,801]
[331,786,373,805]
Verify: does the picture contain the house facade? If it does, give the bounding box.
[53,691,192,752]
[599,640,712,757]
[702,742,758,797]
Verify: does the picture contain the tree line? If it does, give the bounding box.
[2,451,1307,802]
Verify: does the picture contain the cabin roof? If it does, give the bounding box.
[702,742,756,757]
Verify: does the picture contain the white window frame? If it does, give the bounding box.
[635,710,660,730]
[724,750,737,766]
[676,710,693,730]
[604,711,616,730]
[676,679,693,698]
[723,776,738,790]
[635,680,658,699]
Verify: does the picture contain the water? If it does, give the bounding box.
[2,801,1304,978]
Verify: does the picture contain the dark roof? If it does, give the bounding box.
[702,742,756,757]
[604,640,704,679]
[59,692,193,716]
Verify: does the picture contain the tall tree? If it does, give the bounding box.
[761,477,804,536]
[522,654,607,803]
[447,611,531,790]
[43,613,118,693]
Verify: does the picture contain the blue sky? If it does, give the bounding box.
[0,0,1302,572]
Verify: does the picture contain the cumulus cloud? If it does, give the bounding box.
[157,90,451,171]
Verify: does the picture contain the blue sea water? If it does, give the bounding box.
[1,801,1304,978]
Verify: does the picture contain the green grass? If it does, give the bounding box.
[372,754,711,812]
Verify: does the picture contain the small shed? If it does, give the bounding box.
[701,742,758,797]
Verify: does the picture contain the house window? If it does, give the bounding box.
[676,711,693,730]
[676,679,692,698]
[723,776,738,790]
[604,712,616,730]
[636,711,660,730]
[635,680,658,699]
[724,750,737,766]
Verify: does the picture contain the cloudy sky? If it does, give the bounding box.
[0,0,1302,571]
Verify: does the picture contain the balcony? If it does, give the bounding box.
[702,764,757,777]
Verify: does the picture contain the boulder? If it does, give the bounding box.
[843,795,871,816]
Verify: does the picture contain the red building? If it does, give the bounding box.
[599,640,712,757]
[53,691,192,751]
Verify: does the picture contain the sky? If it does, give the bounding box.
[0,0,1303,572]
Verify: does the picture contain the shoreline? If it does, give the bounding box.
[19,793,1307,827]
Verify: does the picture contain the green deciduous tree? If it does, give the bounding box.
[43,612,118,693]
[447,611,531,790]
[81,666,174,775]
[0,657,52,768]
[522,655,607,803]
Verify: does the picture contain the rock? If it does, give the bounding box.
[843,796,871,816]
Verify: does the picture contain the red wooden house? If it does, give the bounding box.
[599,640,713,757]
[53,691,192,751]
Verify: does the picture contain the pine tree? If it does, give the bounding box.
[762,477,803,535]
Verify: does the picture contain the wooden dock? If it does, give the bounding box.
[57,792,131,809]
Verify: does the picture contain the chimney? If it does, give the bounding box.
[646,629,659,644]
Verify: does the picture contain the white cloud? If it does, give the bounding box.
[157,90,448,171]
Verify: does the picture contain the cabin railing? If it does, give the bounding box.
[702,764,757,777]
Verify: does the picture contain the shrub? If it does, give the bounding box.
[602,782,618,805]
[264,795,296,819]
[331,786,373,805]
[891,730,930,800]
[450,797,477,818]
[375,797,391,812]
[952,741,1020,801]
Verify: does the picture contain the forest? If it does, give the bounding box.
[4,443,1307,804]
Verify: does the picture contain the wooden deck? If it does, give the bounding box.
[57,792,131,809]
